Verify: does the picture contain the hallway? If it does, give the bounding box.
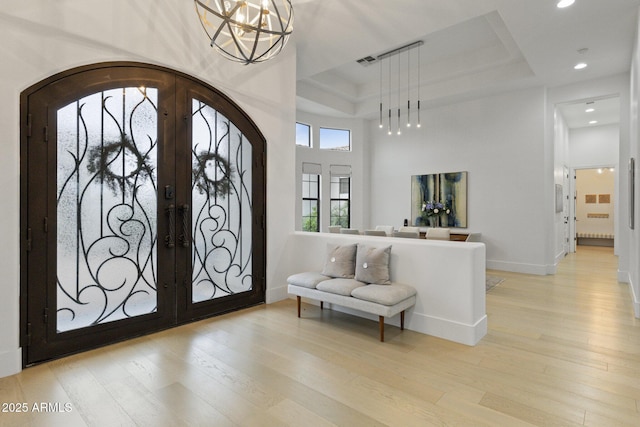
[1,246,639,426]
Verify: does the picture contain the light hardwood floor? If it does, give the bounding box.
[1,246,639,426]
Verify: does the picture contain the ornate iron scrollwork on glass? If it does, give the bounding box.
[191,99,253,303]
[56,87,159,332]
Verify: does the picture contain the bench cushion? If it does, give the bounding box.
[351,283,417,306]
[287,272,331,289]
[316,278,366,296]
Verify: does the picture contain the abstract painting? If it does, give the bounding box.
[411,171,468,228]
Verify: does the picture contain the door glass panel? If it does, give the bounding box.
[56,87,158,332]
[191,99,253,303]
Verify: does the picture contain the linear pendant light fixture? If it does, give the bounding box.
[194,0,294,65]
[376,40,423,136]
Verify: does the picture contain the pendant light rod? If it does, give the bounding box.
[397,53,401,135]
[379,57,383,128]
[376,40,423,61]
[417,43,421,128]
[407,47,411,127]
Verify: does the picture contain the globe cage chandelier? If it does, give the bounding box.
[194,0,294,65]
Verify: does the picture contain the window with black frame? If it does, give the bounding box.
[330,165,351,228]
[302,170,320,232]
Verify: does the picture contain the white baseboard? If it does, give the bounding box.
[486,259,548,275]
[409,312,487,346]
[618,269,630,284]
[266,284,288,304]
[629,274,640,318]
[0,348,21,379]
[550,250,569,274]
[330,305,486,346]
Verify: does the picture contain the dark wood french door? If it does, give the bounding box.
[20,63,266,366]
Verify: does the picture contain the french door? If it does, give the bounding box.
[20,63,266,365]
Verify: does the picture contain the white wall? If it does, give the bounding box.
[629,7,640,317]
[295,112,369,231]
[570,124,620,167]
[569,124,620,250]
[548,73,630,284]
[553,108,570,260]
[575,169,616,237]
[368,87,549,274]
[0,1,296,378]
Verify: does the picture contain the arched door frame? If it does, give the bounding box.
[20,62,266,366]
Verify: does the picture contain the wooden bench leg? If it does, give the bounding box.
[379,316,385,342]
[401,310,405,330]
[297,296,301,318]
[320,301,324,310]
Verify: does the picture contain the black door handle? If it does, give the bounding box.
[179,204,190,248]
[165,204,175,248]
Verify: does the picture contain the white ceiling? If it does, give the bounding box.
[557,96,621,129]
[289,0,640,128]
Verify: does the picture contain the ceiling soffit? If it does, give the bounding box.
[296,11,534,118]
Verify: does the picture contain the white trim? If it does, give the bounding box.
[618,268,630,283]
[629,273,640,318]
[406,311,487,346]
[329,164,352,176]
[0,348,21,378]
[266,284,288,304]
[301,162,322,175]
[554,250,566,269]
[486,259,549,275]
[329,306,487,346]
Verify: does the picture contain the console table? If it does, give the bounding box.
[419,231,481,242]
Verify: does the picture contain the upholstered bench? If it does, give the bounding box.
[576,232,614,247]
[287,243,417,342]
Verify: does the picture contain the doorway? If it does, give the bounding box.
[573,167,616,249]
[20,63,266,366]
[555,95,620,255]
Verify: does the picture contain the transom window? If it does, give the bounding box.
[319,127,350,151]
[296,122,311,147]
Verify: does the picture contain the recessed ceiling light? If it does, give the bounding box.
[574,62,588,70]
[585,108,595,113]
[557,0,575,8]
[589,120,598,124]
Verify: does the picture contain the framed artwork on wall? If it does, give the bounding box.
[555,184,563,213]
[411,171,468,228]
[599,194,610,204]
